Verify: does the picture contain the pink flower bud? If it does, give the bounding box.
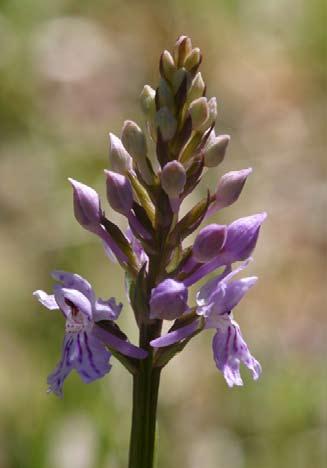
[150,279,188,320]
[215,168,252,209]
[104,170,133,216]
[160,161,186,198]
[68,178,102,232]
[193,224,227,262]
[108,133,133,174]
[204,135,230,167]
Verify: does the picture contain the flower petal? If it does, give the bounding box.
[196,259,254,318]
[47,334,75,397]
[94,298,122,321]
[221,277,257,312]
[53,286,92,319]
[212,319,261,387]
[33,290,59,310]
[150,320,200,348]
[150,279,188,320]
[92,325,148,359]
[73,331,112,384]
[52,271,95,304]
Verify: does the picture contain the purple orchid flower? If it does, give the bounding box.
[151,260,261,387]
[183,212,267,286]
[33,271,147,396]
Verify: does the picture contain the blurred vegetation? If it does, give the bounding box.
[0,0,325,467]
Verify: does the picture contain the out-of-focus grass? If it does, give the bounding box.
[0,1,325,467]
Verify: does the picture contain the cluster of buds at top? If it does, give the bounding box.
[34,36,266,395]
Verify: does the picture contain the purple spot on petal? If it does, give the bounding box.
[224,326,231,363]
[84,332,101,376]
[77,333,83,363]
[233,328,238,352]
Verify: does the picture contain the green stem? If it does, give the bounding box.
[128,348,161,468]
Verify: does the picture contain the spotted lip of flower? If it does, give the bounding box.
[33,271,147,397]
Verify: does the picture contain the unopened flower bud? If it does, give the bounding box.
[208,96,217,121]
[198,97,217,132]
[204,135,230,167]
[215,168,252,209]
[160,160,186,198]
[189,97,209,131]
[188,72,205,102]
[104,170,133,216]
[161,50,176,81]
[150,279,188,320]
[108,133,133,174]
[173,35,192,67]
[224,213,267,262]
[193,224,227,262]
[68,178,101,232]
[184,47,201,71]
[140,85,156,116]
[155,107,177,141]
[121,120,153,184]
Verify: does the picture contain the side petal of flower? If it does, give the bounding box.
[221,277,257,313]
[92,326,148,359]
[150,320,200,348]
[94,298,123,321]
[212,320,261,387]
[33,290,59,310]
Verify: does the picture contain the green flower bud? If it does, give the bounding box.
[187,72,205,103]
[161,50,176,81]
[173,35,192,67]
[140,85,156,116]
[189,97,209,131]
[155,107,177,141]
[208,97,217,121]
[184,47,201,71]
[204,134,230,167]
[198,97,217,132]
[108,133,133,174]
[121,120,153,184]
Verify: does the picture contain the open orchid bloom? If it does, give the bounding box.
[151,260,261,387]
[34,271,147,396]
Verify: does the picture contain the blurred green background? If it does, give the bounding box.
[0,0,325,467]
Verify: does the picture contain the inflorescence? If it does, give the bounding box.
[34,35,266,397]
